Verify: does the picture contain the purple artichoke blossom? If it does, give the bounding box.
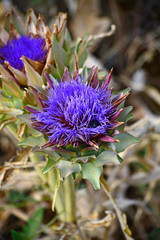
[26,67,129,151]
[0,9,67,88]
[0,36,47,71]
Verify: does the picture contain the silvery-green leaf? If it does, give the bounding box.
[94,148,121,166]
[63,28,71,52]
[42,157,57,174]
[17,114,32,126]
[52,34,67,77]
[117,106,133,122]
[81,161,102,190]
[57,160,81,180]
[75,155,96,163]
[113,132,140,153]
[0,108,23,116]
[19,136,45,147]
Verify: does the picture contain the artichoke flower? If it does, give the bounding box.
[0,9,68,91]
[23,66,139,189]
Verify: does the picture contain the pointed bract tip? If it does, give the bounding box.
[73,52,78,79]
[87,65,99,88]
[102,67,113,89]
[44,72,54,88]
[62,67,71,82]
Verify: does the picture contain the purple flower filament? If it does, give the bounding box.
[32,75,116,147]
[0,36,47,70]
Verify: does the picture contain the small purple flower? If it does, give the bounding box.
[0,36,47,70]
[26,67,128,150]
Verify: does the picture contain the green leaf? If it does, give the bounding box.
[75,155,96,163]
[0,116,15,130]
[4,12,11,32]
[2,79,23,98]
[1,98,14,108]
[126,113,134,122]
[52,34,67,76]
[28,127,42,137]
[117,106,133,131]
[49,65,61,81]
[17,114,32,126]
[117,106,133,122]
[0,107,23,116]
[23,208,44,237]
[117,155,123,163]
[12,208,44,240]
[11,231,26,240]
[94,148,121,166]
[81,161,102,190]
[32,146,60,159]
[42,156,59,174]
[63,28,71,52]
[19,136,45,147]
[11,10,25,35]
[113,132,140,153]
[76,33,89,68]
[57,160,81,179]
[13,97,22,109]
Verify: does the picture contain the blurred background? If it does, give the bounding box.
[0,0,160,239]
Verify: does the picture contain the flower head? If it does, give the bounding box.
[26,67,128,150]
[0,36,47,70]
[0,9,67,88]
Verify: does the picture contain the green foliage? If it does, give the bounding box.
[81,161,102,190]
[57,160,81,179]
[11,208,44,240]
[52,34,67,77]
[113,132,140,153]
[149,228,160,240]
[94,148,121,166]
[19,136,45,147]
[7,190,36,206]
[42,156,58,174]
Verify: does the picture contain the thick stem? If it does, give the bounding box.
[48,169,76,223]
[62,174,76,222]
[30,152,47,183]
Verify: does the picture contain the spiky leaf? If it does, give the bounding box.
[57,160,81,179]
[113,132,140,153]
[94,148,121,166]
[42,157,57,174]
[81,161,102,190]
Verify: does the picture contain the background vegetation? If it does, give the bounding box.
[0,0,160,239]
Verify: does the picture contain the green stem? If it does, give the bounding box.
[62,174,76,222]
[48,169,76,223]
[30,152,47,183]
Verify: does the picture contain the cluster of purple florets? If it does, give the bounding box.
[0,36,46,70]
[32,76,116,146]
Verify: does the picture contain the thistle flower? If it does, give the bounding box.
[0,9,67,88]
[0,35,47,71]
[26,67,128,151]
[23,66,140,189]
